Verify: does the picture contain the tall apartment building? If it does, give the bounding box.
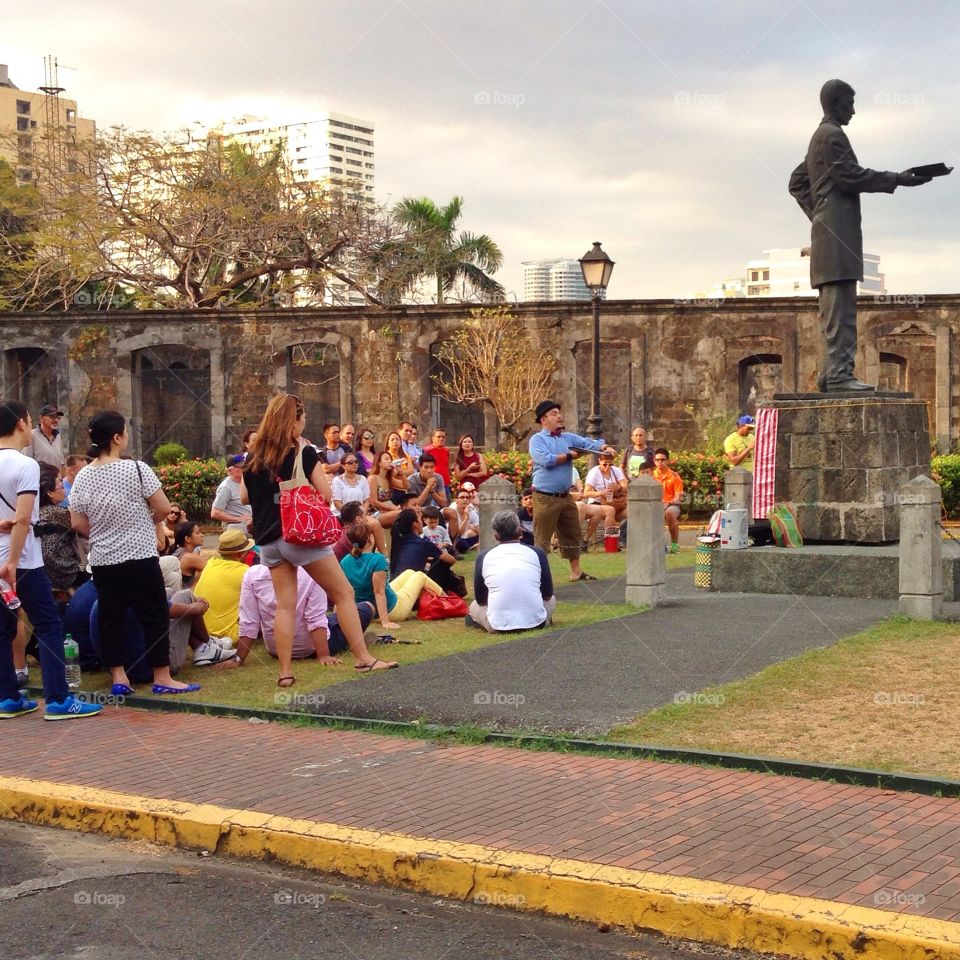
[745,247,885,297]
[208,112,375,198]
[521,258,606,301]
[198,112,376,306]
[0,63,95,185]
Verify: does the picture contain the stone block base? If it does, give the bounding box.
[766,396,931,543]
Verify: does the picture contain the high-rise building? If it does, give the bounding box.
[205,112,375,199]
[0,63,95,186]
[744,247,885,297]
[196,111,376,306]
[521,259,605,301]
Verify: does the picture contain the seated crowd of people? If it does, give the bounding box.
[1,397,707,713]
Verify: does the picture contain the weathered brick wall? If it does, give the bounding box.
[1,296,957,458]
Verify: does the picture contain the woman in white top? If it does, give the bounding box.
[332,454,387,555]
[69,410,200,696]
[583,451,628,529]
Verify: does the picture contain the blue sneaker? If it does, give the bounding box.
[0,696,39,719]
[44,694,103,721]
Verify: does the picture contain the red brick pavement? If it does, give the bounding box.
[3,708,959,921]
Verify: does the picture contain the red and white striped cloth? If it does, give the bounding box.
[751,407,778,520]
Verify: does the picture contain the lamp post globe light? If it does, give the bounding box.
[578,241,615,445]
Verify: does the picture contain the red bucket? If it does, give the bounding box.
[603,526,621,553]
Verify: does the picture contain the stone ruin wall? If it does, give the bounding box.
[0,295,957,459]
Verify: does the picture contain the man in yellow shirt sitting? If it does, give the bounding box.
[193,529,255,645]
[723,415,756,472]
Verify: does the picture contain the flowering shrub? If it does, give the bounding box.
[479,449,725,514]
[479,451,587,494]
[932,455,960,517]
[154,458,226,521]
[670,451,727,513]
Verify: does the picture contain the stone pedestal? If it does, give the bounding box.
[899,475,943,619]
[625,476,666,607]
[477,476,518,552]
[767,396,930,543]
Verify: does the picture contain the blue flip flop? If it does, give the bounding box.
[151,683,201,695]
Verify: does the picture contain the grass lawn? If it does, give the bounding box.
[607,616,960,779]
[78,544,695,713]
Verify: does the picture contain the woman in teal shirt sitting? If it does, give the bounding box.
[339,520,442,631]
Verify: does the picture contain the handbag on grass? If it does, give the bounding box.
[278,445,341,547]
[416,590,469,621]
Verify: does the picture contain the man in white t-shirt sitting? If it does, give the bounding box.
[466,510,556,633]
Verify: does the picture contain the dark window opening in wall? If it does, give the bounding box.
[428,342,485,448]
[574,339,632,450]
[287,342,341,430]
[134,345,212,461]
[4,348,55,416]
[738,354,783,414]
[878,352,907,393]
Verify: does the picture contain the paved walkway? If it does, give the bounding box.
[3,708,959,927]
[308,569,897,734]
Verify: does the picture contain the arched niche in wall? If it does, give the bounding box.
[3,347,57,412]
[878,352,907,393]
[738,353,783,414]
[427,340,486,447]
[286,342,341,431]
[132,345,212,461]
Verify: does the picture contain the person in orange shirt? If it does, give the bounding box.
[652,448,683,554]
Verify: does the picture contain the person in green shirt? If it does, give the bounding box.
[723,415,756,472]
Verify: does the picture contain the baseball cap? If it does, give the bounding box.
[737,415,756,427]
[461,481,477,491]
[39,403,64,417]
[227,453,246,467]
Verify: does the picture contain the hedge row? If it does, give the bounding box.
[157,452,960,522]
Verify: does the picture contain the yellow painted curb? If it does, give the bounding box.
[1,775,958,960]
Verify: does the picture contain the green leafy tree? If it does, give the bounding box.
[384,195,503,304]
[0,159,41,310]
[2,127,396,310]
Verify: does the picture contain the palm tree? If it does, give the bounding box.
[387,195,503,304]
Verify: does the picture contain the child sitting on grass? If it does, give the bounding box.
[420,505,454,552]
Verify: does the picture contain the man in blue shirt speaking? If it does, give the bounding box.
[528,400,617,582]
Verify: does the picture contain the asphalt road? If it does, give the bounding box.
[1,820,771,960]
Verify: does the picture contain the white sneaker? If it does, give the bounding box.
[208,635,234,650]
[193,641,237,666]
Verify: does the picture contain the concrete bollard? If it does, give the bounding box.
[478,475,519,552]
[898,475,943,620]
[723,466,752,518]
[625,475,666,607]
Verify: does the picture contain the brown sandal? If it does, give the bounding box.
[354,659,398,672]
[277,676,296,687]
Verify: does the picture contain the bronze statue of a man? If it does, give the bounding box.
[789,79,930,392]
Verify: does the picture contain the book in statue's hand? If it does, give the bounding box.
[906,163,953,178]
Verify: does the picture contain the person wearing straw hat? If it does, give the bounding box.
[193,528,256,646]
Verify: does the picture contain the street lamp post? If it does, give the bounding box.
[578,241,615,446]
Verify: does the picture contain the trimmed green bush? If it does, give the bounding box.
[154,458,226,520]
[153,442,190,466]
[932,454,960,517]
[479,449,724,514]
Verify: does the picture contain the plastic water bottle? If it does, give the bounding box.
[0,578,20,611]
[64,633,81,691]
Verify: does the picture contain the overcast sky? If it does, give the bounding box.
[7,0,960,298]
